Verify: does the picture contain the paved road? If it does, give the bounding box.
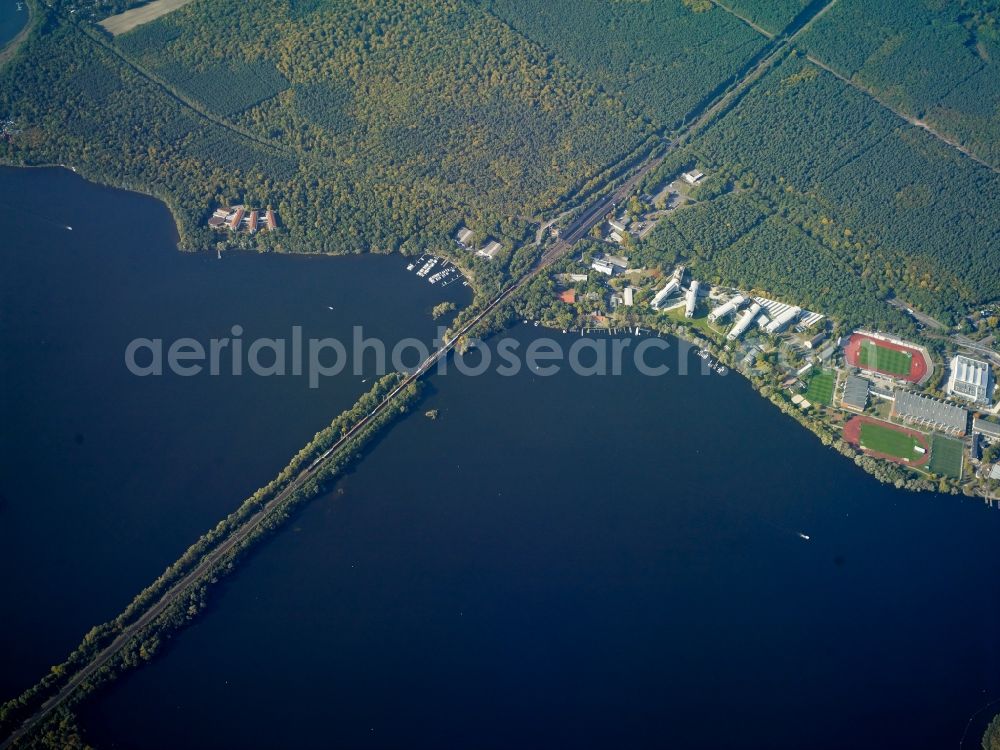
[887,299,999,365]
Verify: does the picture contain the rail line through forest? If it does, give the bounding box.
[0,3,839,743]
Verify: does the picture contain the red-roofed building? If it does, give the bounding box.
[227,207,245,231]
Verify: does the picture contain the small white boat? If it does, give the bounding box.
[327,306,334,310]
[66,226,73,231]
[798,533,810,541]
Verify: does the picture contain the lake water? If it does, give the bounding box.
[4,166,1000,749]
[0,166,470,700]
[0,0,27,49]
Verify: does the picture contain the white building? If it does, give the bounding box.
[764,306,801,335]
[708,294,746,323]
[608,218,628,234]
[592,259,615,275]
[727,303,762,341]
[623,287,634,307]
[456,226,474,246]
[685,280,700,318]
[651,280,680,309]
[477,240,502,259]
[946,354,993,405]
[682,170,704,185]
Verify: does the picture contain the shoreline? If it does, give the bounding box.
[511,312,985,500]
[0,162,995,746]
[0,162,975,500]
[0,0,34,67]
[0,162,485,292]
[0,161,186,247]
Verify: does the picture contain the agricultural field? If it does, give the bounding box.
[858,340,912,378]
[799,0,1000,167]
[804,369,835,406]
[929,434,965,479]
[671,54,1000,323]
[99,0,195,35]
[477,0,769,128]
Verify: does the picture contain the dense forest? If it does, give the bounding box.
[720,0,810,35]
[800,0,1000,166]
[0,0,655,265]
[642,54,1000,324]
[477,0,768,129]
[1,0,998,324]
[635,191,914,331]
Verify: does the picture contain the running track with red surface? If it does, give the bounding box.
[843,415,931,467]
[844,333,928,384]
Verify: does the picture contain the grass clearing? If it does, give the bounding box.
[928,433,964,479]
[859,339,912,376]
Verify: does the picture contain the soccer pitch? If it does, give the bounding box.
[858,340,912,376]
[859,422,923,461]
[929,434,964,479]
[804,370,835,405]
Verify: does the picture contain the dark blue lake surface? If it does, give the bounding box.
[3,166,1000,749]
[75,326,1000,749]
[0,0,27,48]
[0,166,469,700]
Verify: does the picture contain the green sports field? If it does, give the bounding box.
[929,434,964,479]
[804,369,835,406]
[859,422,924,462]
[858,340,912,377]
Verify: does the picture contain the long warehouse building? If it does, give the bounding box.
[727,303,762,341]
[651,280,680,310]
[685,280,700,318]
[892,389,968,436]
[764,306,801,335]
[708,294,746,322]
